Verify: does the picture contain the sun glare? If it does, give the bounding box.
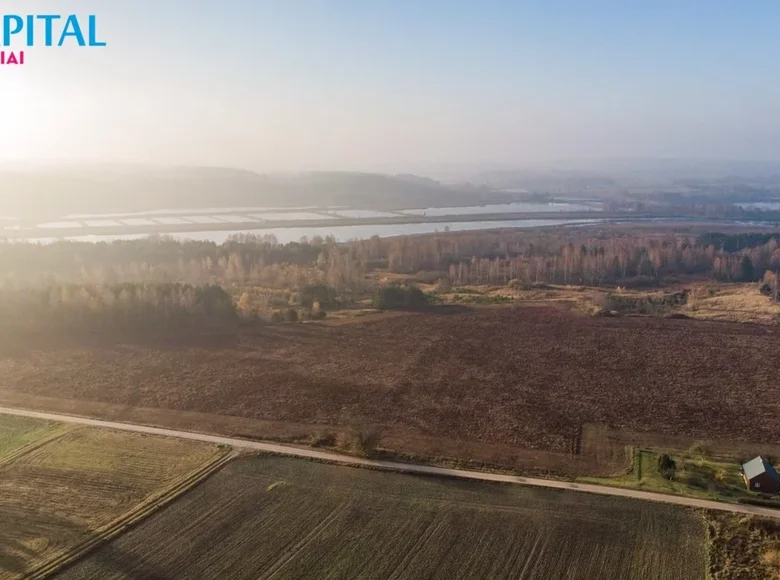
[0,73,42,159]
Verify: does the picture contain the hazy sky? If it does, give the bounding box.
[2,0,780,171]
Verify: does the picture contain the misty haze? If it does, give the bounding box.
[2,2,780,580]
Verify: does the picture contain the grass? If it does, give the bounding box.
[685,283,780,324]
[234,276,779,325]
[60,455,706,580]
[0,415,60,460]
[433,283,562,306]
[580,449,750,502]
[497,280,780,325]
[0,426,225,579]
[448,293,512,304]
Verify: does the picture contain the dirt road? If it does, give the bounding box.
[1,405,776,519]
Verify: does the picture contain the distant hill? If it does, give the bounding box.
[470,158,780,189]
[0,166,490,220]
[542,158,780,180]
[464,158,780,200]
[470,168,619,190]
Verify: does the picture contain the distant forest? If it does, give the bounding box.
[1,228,777,334]
[1,229,778,290]
[0,282,237,338]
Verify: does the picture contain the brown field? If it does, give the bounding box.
[57,455,706,580]
[0,305,778,473]
[0,423,223,579]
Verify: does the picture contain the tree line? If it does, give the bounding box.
[444,237,780,287]
[0,282,237,336]
[1,229,779,294]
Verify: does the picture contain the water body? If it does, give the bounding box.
[11,202,609,244]
[207,215,259,223]
[249,211,336,221]
[25,218,603,245]
[324,209,400,218]
[53,202,602,225]
[83,219,123,227]
[37,221,82,229]
[734,220,780,227]
[152,217,193,225]
[182,216,225,224]
[400,201,600,216]
[737,201,780,210]
[63,206,343,219]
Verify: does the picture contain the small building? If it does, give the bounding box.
[742,456,780,494]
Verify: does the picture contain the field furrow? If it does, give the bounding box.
[56,455,707,580]
[0,419,224,580]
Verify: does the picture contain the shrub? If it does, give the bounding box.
[452,287,482,294]
[686,473,708,490]
[268,295,290,308]
[593,308,619,317]
[354,427,381,457]
[410,270,448,284]
[605,290,688,315]
[657,454,677,480]
[687,441,712,458]
[372,284,431,310]
[300,284,338,309]
[435,278,452,292]
[334,424,381,457]
[310,431,336,447]
[760,271,779,301]
[456,294,511,304]
[309,309,327,320]
[615,276,659,289]
[739,256,756,282]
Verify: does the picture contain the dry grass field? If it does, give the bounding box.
[708,515,780,580]
[57,455,706,580]
[684,283,780,324]
[0,305,777,471]
[0,421,224,579]
[0,415,60,460]
[427,280,780,324]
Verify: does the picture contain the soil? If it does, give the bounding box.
[1,305,778,463]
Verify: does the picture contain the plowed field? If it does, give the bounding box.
[57,455,706,580]
[1,306,777,456]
